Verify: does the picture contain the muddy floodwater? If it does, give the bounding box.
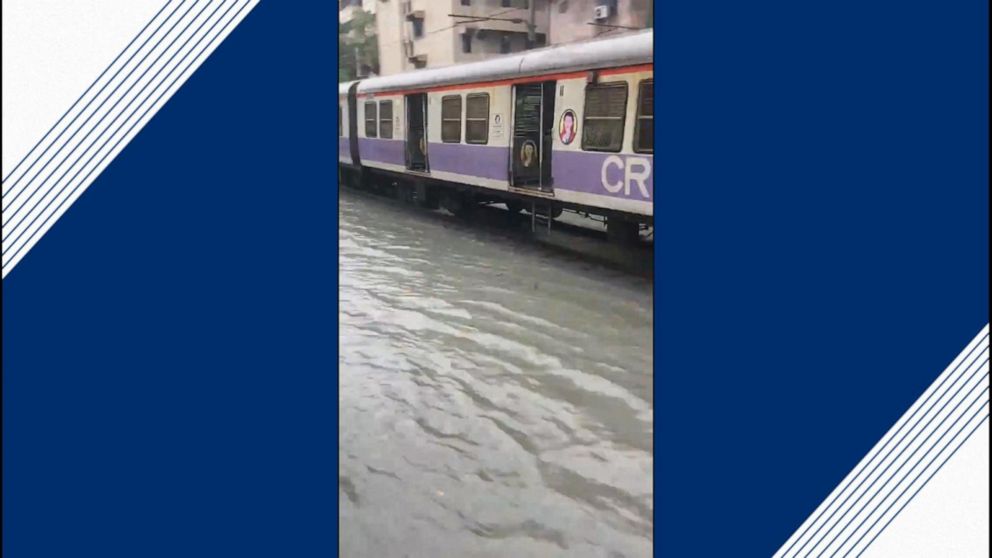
[339,189,654,558]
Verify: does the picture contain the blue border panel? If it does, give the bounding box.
[3,4,338,557]
[655,0,988,555]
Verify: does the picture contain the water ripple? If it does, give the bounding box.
[340,191,653,558]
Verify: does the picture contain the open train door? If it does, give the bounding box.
[405,93,429,172]
[510,81,555,193]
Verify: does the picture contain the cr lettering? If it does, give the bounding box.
[601,156,651,198]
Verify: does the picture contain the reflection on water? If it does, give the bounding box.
[340,190,653,557]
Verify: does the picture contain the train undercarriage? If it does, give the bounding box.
[338,164,652,245]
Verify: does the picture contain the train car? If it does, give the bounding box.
[338,30,653,240]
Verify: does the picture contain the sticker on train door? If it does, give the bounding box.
[492,114,504,139]
[520,140,538,168]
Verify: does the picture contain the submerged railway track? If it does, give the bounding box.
[341,178,654,279]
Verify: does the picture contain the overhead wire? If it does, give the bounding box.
[374,6,524,51]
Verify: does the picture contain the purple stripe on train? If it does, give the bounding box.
[338,140,350,159]
[552,150,653,200]
[358,138,405,166]
[428,143,509,181]
[357,138,652,201]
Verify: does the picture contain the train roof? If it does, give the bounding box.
[339,81,356,97]
[354,29,652,95]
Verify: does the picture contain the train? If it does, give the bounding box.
[339,30,653,242]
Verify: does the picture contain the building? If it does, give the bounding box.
[376,0,551,76]
[548,0,651,45]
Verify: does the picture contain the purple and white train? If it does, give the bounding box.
[339,30,653,240]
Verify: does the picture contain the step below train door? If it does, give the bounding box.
[405,92,429,172]
[510,81,555,193]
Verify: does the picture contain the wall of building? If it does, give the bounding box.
[360,0,651,79]
[411,27,459,68]
[456,30,533,62]
[375,0,551,76]
[375,0,406,75]
[548,0,650,45]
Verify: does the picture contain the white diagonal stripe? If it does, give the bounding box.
[775,324,990,558]
[1,0,258,278]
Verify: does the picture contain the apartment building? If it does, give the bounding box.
[548,0,651,45]
[376,0,551,76]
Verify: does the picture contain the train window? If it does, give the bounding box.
[465,93,489,144]
[441,95,462,143]
[581,82,628,152]
[379,100,393,139]
[364,101,377,138]
[634,80,653,153]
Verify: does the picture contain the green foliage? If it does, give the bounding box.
[339,9,378,82]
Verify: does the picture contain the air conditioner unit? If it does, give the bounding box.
[593,5,610,20]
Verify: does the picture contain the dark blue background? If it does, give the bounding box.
[656,0,988,556]
[3,3,337,556]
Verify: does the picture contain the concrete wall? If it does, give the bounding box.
[376,0,407,75]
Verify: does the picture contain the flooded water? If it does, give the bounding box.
[339,189,654,558]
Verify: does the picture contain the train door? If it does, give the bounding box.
[406,93,429,172]
[511,81,555,192]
